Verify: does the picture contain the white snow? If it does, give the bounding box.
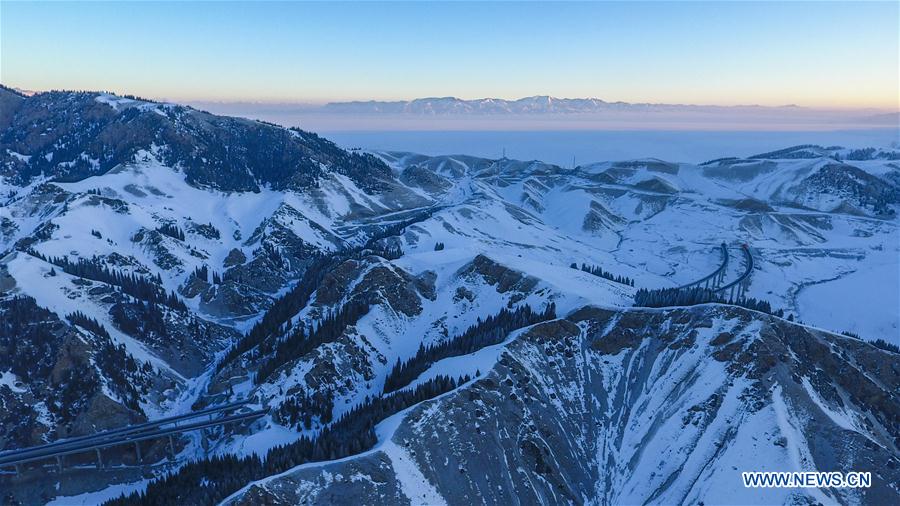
[94,93,138,111]
[46,479,150,506]
[771,386,835,505]
[797,250,899,341]
[0,370,26,393]
[6,149,31,163]
[800,377,857,432]
[381,440,447,505]
[231,418,303,458]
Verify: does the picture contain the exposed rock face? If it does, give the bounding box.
[315,259,364,306]
[634,176,678,194]
[223,248,247,267]
[459,254,539,297]
[582,200,625,233]
[69,395,138,436]
[351,263,427,318]
[226,305,900,505]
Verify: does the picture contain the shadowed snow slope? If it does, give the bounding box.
[224,305,899,506]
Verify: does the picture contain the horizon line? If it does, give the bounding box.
[6,84,898,112]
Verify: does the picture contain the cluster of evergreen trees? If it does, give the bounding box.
[841,148,877,161]
[217,255,332,372]
[255,296,372,384]
[383,303,555,393]
[633,286,781,316]
[842,331,900,354]
[1,297,147,428]
[194,222,221,240]
[364,242,403,260]
[192,264,222,284]
[871,338,900,354]
[0,297,63,383]
[275,389,335,429]
[839,147,900,161]
[67,311,153,407]
[30,251,186,311]
[47,364,100,426]
[253,242,286,268]
[105,373,468,506]
[67,311,111,339]
[94,338,150,413]
[120,93,160,103]
[111,301,170,339]
[434,242,445,251]
[570,262,634,286]
[750,144,820,160]
[156,223,185,241]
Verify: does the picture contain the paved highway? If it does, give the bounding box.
[0,400,265,474]
[677,242,729,290]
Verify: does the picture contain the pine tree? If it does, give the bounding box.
[383,303,555,393]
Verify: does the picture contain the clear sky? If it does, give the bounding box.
[2,1,898,109]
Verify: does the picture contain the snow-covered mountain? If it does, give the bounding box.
[226,305,900,506]
[0,88,897,505]
[322,96,802,115]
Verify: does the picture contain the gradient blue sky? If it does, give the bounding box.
[2,1,898,108]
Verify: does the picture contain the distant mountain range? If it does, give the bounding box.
[323,95,802,115]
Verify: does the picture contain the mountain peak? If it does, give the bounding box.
[0,90,392,192]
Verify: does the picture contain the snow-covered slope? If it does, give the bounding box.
[224,305,900,506]
[1,89,897,505]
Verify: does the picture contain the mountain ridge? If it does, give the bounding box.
[323,95,806,115]
[0,89,393,193]
[221,303,900,506]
